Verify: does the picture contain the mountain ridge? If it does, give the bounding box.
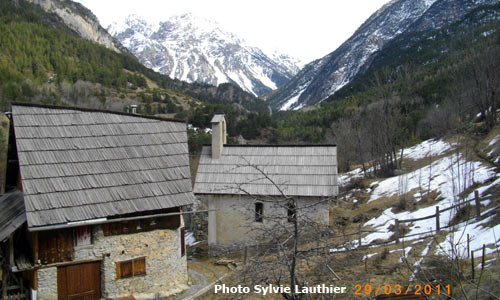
[25,0,128,53]
[108,14,301,97]
[269,0,498,111]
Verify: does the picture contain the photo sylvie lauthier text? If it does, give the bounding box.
[214,284,347,296]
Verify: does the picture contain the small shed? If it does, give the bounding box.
[193,114,338,253]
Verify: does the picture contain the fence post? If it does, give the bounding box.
[435,206,440,232]
[395,219,400,244]
[342,227,346,245]
[244,246,248,264]
[471,251,475,280]
[475,191,481,220]
[482,244,485,271]
[467,234,470,258]
[358,224,362,248]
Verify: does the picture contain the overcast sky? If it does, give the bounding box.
[76,0,392,64]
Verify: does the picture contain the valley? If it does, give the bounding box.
[0,0,499,299]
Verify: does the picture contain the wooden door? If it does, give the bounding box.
[57,262,101,300]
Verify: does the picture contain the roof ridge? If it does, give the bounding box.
[202,144,337,147]
[11,102,187,124]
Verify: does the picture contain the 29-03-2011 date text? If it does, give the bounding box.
[354,283,451,296]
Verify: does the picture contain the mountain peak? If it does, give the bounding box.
[269,0,495,111]
[108,13,298,96]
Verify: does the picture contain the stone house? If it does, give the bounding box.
[0,103,195,300]
[193,114,338,253]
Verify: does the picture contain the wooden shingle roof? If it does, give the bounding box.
[0,190,26,242]
[12,104,194,229]
[194,145,338,197]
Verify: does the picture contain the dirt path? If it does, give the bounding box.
[170,259,229,300]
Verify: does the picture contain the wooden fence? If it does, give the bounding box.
[393,191,497,243]
[210,191,498,263]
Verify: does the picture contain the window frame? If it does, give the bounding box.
[254,202,264,223]
[287,201,296,223]
[74,225,92,247]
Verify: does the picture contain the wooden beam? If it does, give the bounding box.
[9,234,14,267]
[33,232,39,264]
[16,168,22,191]
[29,209,215,232]
[32,270,37,290]
[2,267,7,300]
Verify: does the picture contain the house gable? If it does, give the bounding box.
[194,144,339,197]
[11,103,195,230]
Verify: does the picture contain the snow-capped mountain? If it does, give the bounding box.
[107,14,300,97]
[269,0,498,111]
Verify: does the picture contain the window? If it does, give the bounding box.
[255,202,263,222]
[287,202,296,223]
[74,226,92,247]
[116,257,146,279]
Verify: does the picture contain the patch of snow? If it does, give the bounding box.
[280,88,305,111]
[389,247,412,262]
[410,239,433,281]
[369,155,495,203]
[363,154,496,245]
[404,139,456,161]
[293,103,306,111]
[482,29,496,37]
[185,231,197,247]
[465,177,500,201]
[424,0,438,7]
[362,253,378,260]
[339,167,367,186]
[437,216,500,259]
[488,135,500,147]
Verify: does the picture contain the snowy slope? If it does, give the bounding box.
[108,14,300,97]
[339,138,500,264]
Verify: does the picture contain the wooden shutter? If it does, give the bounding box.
[116,257,146,279]
[116,260,132,279]
[38,229,74,264]
[133,258,146,276]
[181,227,185,257]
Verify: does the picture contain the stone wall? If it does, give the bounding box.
[36,220,188,300]
[37,267,57,300]
[203,194,330,255]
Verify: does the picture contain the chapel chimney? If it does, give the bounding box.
[211,113,226,159]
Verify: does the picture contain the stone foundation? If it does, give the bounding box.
[36,224,188,300]
[37,267,57,300]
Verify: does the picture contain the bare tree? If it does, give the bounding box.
[225,162,335,300]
